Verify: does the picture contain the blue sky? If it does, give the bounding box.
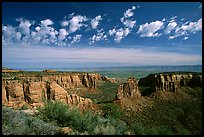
[2,2,202,69]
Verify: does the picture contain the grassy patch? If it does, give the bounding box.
[84,81,119,103]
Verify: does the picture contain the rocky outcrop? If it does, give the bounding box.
[116,77,141,100]
[23,81,47,107]
[2,71,119,109]
[67,94,92,109]
[3,80,27,108]
[139,73,202,92]
[41,73,102,90]
[101,76,117,83]
[2,80,92,109]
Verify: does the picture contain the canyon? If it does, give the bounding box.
[2,70,202,110]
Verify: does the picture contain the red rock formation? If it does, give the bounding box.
[101,76,117,83]
[2,83,8,104]
[49,81,69,104]
[41,73,102,90]
[138,73,202,92]
[2,72,114,109]
[2,79,93,109]
[81,73,101,88]
[116,77,141,100]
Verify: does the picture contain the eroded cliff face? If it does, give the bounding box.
[2,80,93,109]
[2,73,104,109]
[41,73,102,90]
[138,73,202,92]
[116,77,141,100]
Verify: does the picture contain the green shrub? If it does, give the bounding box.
[107,117,128,135]
[131,122,145,135]
[157,126,174,135]
[37,100,69,126]
[102,103,124,119]
[68,130,89,135]
[93,123,116,135]
[145,127,159,135]
[2,107,60,135]
[37,101,128,135]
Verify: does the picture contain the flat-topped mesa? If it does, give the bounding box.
[116,77,141,100]
[138,73,202,92]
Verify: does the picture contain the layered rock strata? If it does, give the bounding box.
[138,73,202,92]
[2,72,113,109]
[2,80,92,109]
[41,73,101,89]
[116,77,141,100]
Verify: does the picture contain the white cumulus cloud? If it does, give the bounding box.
[31,19,58,44]
[71,34,82,44]
[122,20,136,28]
[137,20,164,37]
[40,19,53,26]
[124,6,136,18]
[114,28,131,42]
[169,18,202,39]
[108,28,116,36]
[18,20,32,36]
[164,21,177,34]
[89,29,107,44]
[91,15,102,29]
[61,20,69,27]
[58,29,68,41]
[68,15,87,33]
[2,25,17,43]
[187,18,202,33]
[121,6,136,28]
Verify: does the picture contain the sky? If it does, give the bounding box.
[2,2,202,69]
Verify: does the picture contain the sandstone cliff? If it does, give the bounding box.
[116,77,141,100]
[41,73,101,90]
[2,80,93,109]
[138,73,202,92]
[2,72,113,109]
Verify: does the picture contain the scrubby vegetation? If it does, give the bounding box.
[121,87,202,135]
[36,100,128,135]
[84,81,119,103]
[2,106,60,135]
